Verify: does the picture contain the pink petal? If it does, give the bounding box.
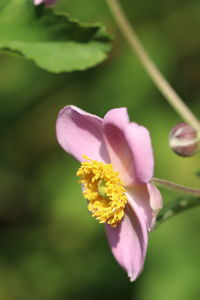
[126,185,153,232]
[126,184,163,232]
[147,183,163,228]
[125,123,154,183]
[56,105,109,162]
[103,108,154,186]
[33,0,58,5]
[33,0,43,5]
[105,196,148,281]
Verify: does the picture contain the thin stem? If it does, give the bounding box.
[106,0,200,133]
[152,177,200,196]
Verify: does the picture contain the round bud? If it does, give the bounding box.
[169,123,200,157]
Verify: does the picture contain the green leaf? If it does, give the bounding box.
[0,0,112,73]
[157,195,200,225]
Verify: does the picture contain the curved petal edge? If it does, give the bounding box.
[105,202,148,281]
[103,108,154,185]
[147,183,163,229]
[56,105,109,163]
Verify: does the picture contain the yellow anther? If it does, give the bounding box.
[76,156,127,227]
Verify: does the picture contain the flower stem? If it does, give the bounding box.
[152,177,200,196]
[106,0,200,133]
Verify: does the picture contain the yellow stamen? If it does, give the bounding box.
[76,156,127,227]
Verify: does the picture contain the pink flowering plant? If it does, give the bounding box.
[56,106,162,280]
[1,0,200,286]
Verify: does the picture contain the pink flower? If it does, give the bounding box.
[33,0,58,6]
[56,105,162,281]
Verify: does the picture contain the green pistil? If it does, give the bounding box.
[98,180,109,200]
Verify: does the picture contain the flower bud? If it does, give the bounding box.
[169,123,200,157]
[33,0,58,6]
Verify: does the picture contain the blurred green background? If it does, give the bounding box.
[0,0,200,299]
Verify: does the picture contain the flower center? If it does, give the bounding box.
[76,156,127,227]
